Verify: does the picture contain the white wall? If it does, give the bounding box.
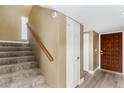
[83,32,89,72]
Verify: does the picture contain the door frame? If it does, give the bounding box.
[99,31,123,74]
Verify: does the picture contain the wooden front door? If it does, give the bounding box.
[101,32,122,73]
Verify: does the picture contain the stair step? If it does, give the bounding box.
[0,41,47,88]
[10,75,46,88]
[0,46,31,51]
[0,56,35,65]
[0,68,41,87]
[0,61,38,75]
[33,83,48,88]
[0,41,29,47]
[0,51,33,58]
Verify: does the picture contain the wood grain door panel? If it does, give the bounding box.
[101,32,122,73]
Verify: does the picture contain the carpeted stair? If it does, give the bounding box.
[0,41,48,88]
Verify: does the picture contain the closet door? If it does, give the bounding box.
[66,17,80,88]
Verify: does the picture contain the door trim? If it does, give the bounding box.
[99,31,123,73]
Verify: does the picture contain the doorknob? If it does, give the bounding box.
[101,50,103,55]
[77,57,80,60]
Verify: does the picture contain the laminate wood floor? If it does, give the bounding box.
[79,69,124,88]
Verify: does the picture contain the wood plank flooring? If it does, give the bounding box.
[79,69,124,88]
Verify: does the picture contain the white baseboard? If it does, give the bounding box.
[79,77,84,85]
[88,67,99,75]
[88,70,94,74]
[101,69,122,75]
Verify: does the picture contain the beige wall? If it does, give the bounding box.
[93,31,99,70]
[57,13,67,87]
[29,6,67,88]
[89,31,99,70]
[0,5,32,41]
[80,25,84,78]
[29,6,84,87]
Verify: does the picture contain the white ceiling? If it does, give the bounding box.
[49,5,124,33]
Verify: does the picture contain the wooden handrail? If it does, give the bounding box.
[27,23,54,62]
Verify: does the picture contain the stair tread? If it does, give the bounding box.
[10,75,46,88]
[0,46,31,51]
[0,46,31,49]
[0,56,35,62]
[11,75,45,87]
[0,56,35,65]
[0,51,32,53]
[0,41,29,46]
[0,68,41,87]
[0,51,33,58]
[0,68,41,79]
[0,55,35,59]
[0,61,38,75]
[0,41,47,88]
[0,61,37,68]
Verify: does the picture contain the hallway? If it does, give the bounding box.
[79,70,124,88]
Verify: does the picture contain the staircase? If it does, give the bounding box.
[0,41,48,88]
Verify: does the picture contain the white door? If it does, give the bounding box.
[66,17,80,88]
[21,16,28,40]
[83,33,89,71]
